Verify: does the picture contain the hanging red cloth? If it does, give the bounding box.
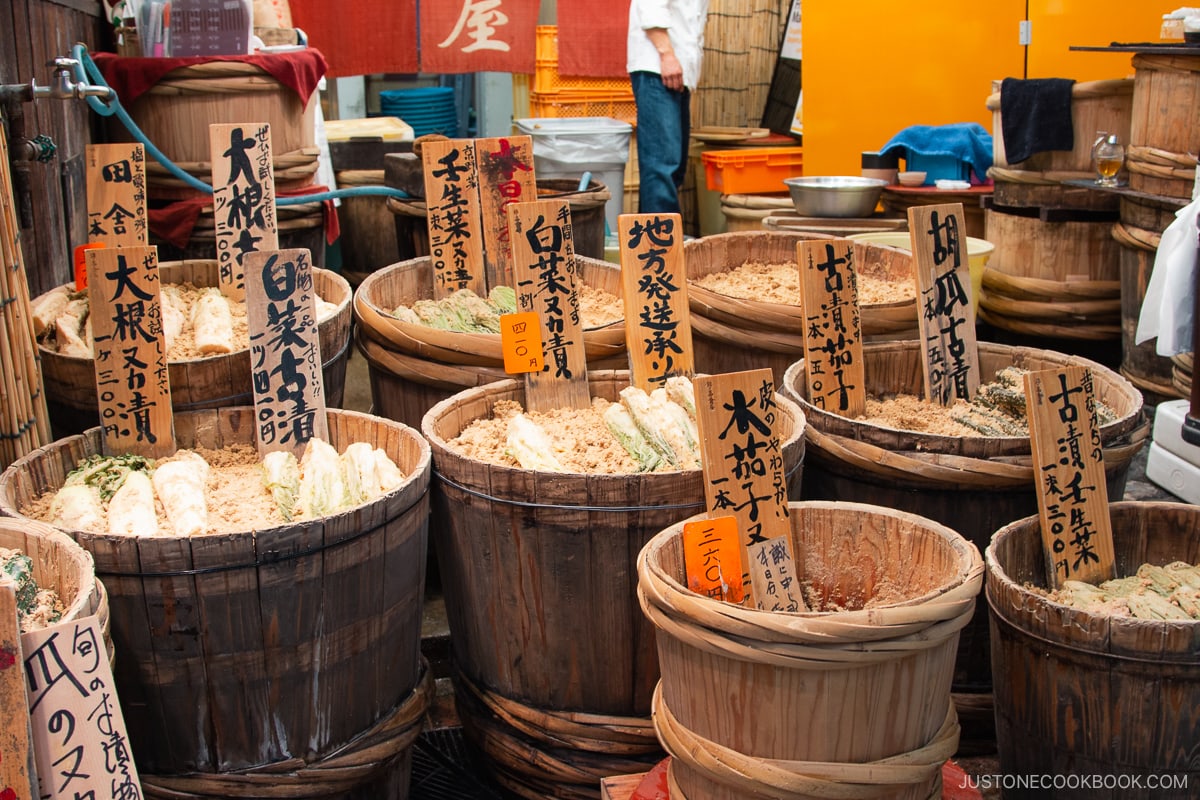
[557,0,630,78]
[288,0,418,77]
[419,0,539,74]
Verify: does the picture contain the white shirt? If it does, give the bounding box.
[626,0,710,91]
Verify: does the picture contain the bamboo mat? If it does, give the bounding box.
[0,123,51,468]
[694,0,790,129]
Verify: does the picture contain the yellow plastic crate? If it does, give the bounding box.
[534,25,633,96]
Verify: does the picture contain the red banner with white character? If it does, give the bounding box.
[420,0,539,74]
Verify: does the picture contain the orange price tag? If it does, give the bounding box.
[500,311,546,375]
[682,515,745,604]
[73,242,105,289]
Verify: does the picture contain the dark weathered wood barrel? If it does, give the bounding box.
[420,371,806,799]
[0,407,431,799]
[987,501,1200,799]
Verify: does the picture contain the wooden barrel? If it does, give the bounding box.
[639,501,983,800]
[780,341,1148,752]
[1113,220,1184,403]
[334,169,401,287]
[386,178,611,262]
[150,201,326,265]
[979,207,1122,342]
[0,407,432,799]
[420,371,806,800]
[144,146,321,202]
[1127,54,1200,199]
[987,501,1200,798]
[1174,352,1193,398]
[685,231,918,385]
[718,192,792,232]
[36,261,352,438]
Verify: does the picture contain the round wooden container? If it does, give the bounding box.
[1127,54,1200,199]
[334,169,401,288]
[420,371,807,800]
[36,261,352,437]
[987,502,1200,799]
[0,407,432,799]
[639,501,983,800]
[150,202,326,265]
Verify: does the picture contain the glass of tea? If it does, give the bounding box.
[1092,134,1125,187]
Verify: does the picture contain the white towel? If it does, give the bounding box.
[1135,194,1198,357]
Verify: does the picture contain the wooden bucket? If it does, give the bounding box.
[719,193,792,232]
[0,407,433,799]
[386,178,611,262]
[106,60,317,166]
[151,201,326,265]
[987,501,1200,798]
[986,78,1134,176]
[1127,54,1200,199]
[979,207,1122,341]
[1113,220,1184,402]
[639,501,983,800]
[335,169,400,287]
[685,231,918,385]
[1173,352,1193,398]
[36,261,352,437]
[780,341,1148,751]
[145,146,321,202]
[420,371,807,800]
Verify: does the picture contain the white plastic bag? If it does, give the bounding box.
[1135,195,1199,357]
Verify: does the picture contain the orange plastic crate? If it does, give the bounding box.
[702,147,804,194]
[534,25,633,96]
[529,91,637,127]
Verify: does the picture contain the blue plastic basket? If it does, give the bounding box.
[379,87,458,137]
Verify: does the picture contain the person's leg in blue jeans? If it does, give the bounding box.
[631,71,691,215]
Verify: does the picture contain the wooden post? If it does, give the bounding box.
[210,122,279,303]
[507,199,590,412]
[0,581,36,800]
[85,143,148,248]
[1024,365,1116,588]
[618,212,694,392]
[420,138,487,298]
[476,135,537,291]
[243,248,329,457]
[796,238,866,417]
[907,202,980,405]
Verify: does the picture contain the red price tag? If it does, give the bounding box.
[73,242,105,290]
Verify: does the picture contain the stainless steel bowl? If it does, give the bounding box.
[783,176,888,218]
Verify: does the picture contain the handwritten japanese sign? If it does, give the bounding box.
[694,370,806,612]
[507,199,590,412]
[243,249,329,456]
[86,143,147,248]
[797,239,865,417]
[22,616,141,800]
[477,135,537,291]
[500,311,546,374]
[210,123,279,303]
[907,203,979,405]
[618,213,694,391]
[86,246,176,459]
[421,138,487,298]
[1024,366,1116,588]
[1,582,35,800]
[682,516,745,604]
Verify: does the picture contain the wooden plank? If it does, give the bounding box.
[906,202,980,405]
[507,199,590,412]
[694,369,806,612]
[1024,366,1116,589]
[0,581,35,800]
[209,122,279,303]
[243,248,329,457]
[23,616,142,798]
[476,135,537,291]
[420,139,487,298]
[600,772,644,800]
[85,143,148,247]
[796,238,866,418]
[618,212,694,391]
[86,246,175,458]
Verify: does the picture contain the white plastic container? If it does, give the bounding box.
[513,117,633,233]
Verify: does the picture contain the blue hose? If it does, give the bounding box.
[70,44,410,205]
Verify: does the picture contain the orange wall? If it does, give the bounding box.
[802,1,1161,177]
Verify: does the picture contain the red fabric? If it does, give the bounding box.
[419,0,538,74]
[91,49,326,106]
[941,761,984,800]
[630,757,669,800]
[557,0,630,77]
[148,184,340,249]
[288,0,417,78]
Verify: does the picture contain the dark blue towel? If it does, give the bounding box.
[999,77,1076,164]
[879,123,994,182]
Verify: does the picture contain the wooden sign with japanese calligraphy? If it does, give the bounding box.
[682,516,745,604]
[507,199,590,412]
[86,246,176,459]
[907,202,979,406]
[618,213,694,391]
[1024,366,1116,588]
[244,248,329,456]
[210,122,279,303]
[421,138,487,298]
[694,369,807,612]
[797,239,865,418]
[85,142,147,247]
[1,581,36,800]
[23,616,142,800]
[477,135,537,291]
